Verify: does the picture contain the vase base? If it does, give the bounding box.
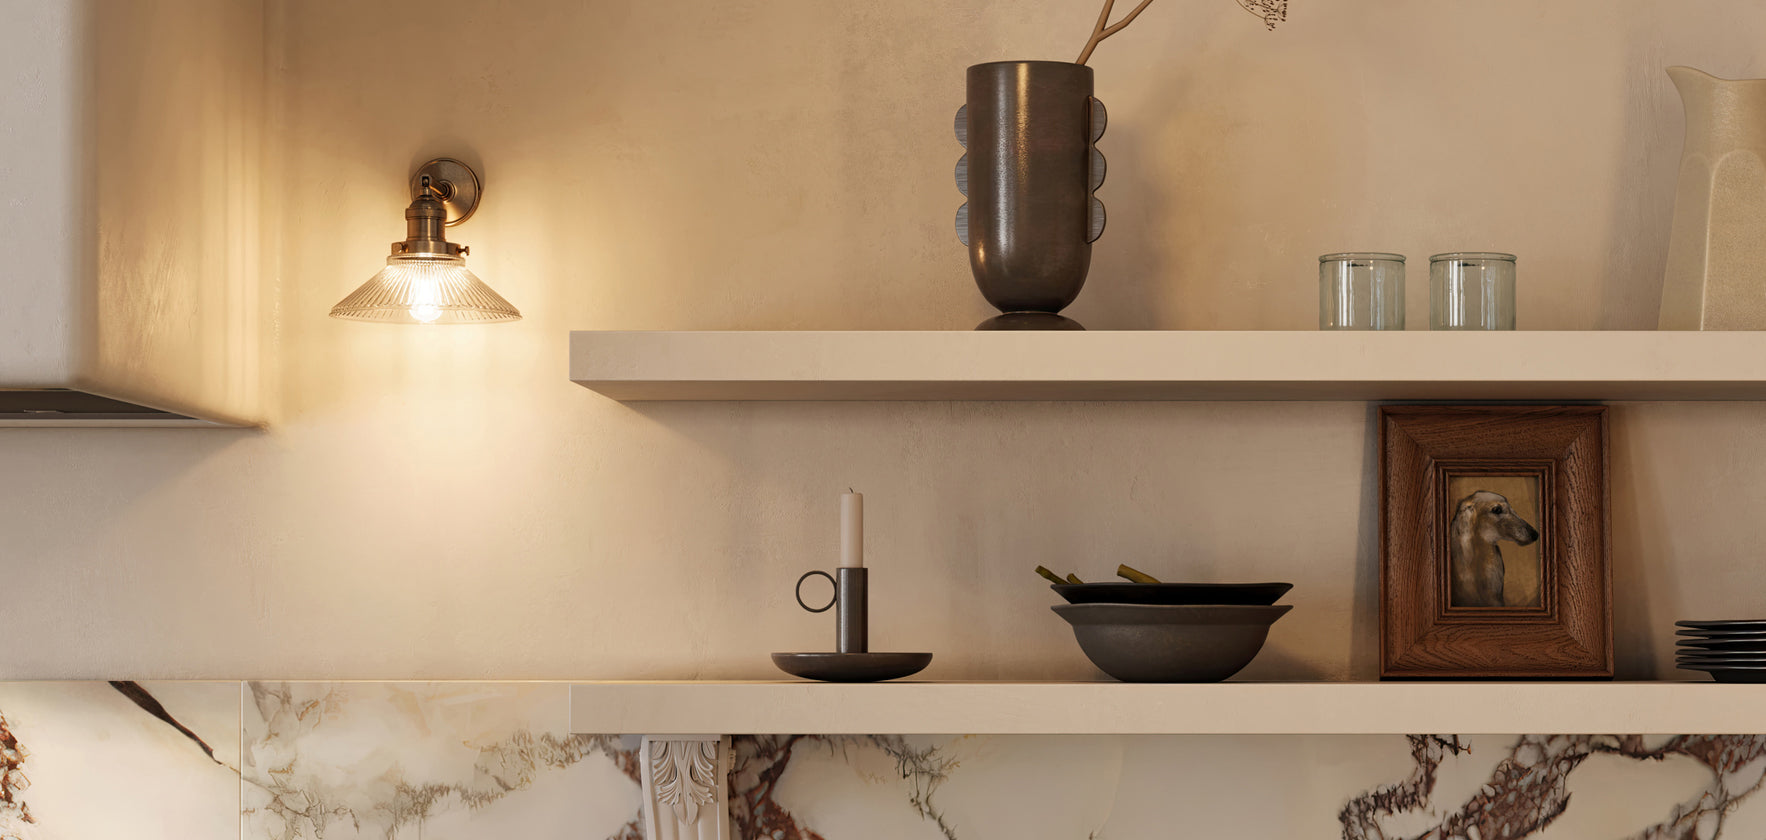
[976,312,1085,331]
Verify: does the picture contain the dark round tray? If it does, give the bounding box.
[1051,582,1292,606]
[771,652,932,682]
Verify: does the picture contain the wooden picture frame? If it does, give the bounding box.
[1380,405,1611,678]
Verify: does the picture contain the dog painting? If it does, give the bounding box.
[1447,476,1542,608]
[1380,406,1609,678]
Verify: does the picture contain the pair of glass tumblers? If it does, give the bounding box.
[1318,252,1516,330]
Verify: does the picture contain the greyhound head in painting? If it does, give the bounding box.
[1449,490,1539,607]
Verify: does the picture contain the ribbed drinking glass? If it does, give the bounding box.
[1319,253,1405,330]
[1429,252,1516,330]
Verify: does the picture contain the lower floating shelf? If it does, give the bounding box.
[568,681,1762,735]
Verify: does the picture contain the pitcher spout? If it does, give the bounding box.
[1667,67,1724,139]
[1666,65,1722,97]
[1666,66,1766,148]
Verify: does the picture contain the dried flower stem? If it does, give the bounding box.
[1075,0,1159,65]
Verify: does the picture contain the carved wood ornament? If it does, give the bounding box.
[641,736,730,840]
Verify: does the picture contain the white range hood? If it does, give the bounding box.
[0,0,265,427]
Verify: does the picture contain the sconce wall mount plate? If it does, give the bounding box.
[410,158,481,226]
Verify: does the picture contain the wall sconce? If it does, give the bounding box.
[330,158,520,324]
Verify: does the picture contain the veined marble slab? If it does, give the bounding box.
[241,682,641,840]
[0,681,239,840]
[734,732,1766,840]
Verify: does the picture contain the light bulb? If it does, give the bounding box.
[406,268,445,324]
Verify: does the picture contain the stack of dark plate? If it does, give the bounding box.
[1676,620,1766,682]
[1049,582,1294,682]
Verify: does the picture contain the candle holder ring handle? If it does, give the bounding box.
[795,570,838,613]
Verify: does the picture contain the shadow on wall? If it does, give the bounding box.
[1592,34,1679,330]
[1608,403,1675,681]
[1348,402,1382,678]
[1236,646,1331,682]
[1072,112,1171,330]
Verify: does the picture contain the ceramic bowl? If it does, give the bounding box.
[1051,582,1293,606]
[1051,603,1291,683]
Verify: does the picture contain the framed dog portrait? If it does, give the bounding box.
[1380,405,1610,678]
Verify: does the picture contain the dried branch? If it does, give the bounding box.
[1076,0,1288,66]
[1075,0,1158,65]
[1075,0,1115,65]
[1238,0,1288,30]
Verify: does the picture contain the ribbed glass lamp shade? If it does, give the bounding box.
[330,254,520,324]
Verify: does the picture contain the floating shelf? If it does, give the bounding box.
[568,681,1761,735]
[569,331,1766,401]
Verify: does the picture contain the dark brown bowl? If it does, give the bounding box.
[1051,582,1293,606]
[1051,603,1291,682]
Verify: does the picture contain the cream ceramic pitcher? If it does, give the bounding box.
[1660,67,1766,329]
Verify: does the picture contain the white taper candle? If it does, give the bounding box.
[840,490,864,568]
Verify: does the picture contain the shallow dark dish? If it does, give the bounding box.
[1676,637,1766,651]
[771,652,932,682]
[1676,619,1766,630]
[1674,628,1766,638]
[1677,647,1766,657]
[1051,582,1293,606]
[1677,654,1766,664]
[1051,603,1291,683]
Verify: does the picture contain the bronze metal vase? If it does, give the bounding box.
[956,61,1106,330]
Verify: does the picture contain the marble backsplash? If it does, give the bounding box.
[0,682,1759,840]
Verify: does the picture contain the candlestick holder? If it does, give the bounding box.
[772,567,932,682]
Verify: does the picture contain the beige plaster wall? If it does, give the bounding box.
[2,0,1765,679]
